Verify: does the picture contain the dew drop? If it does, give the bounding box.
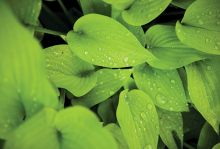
[156,93,166,104]
[178,126,182,130]
[159,8,163,11]
[109,91,114,95]
[209,11,212,15]
[157,88,161,91]
[148,14,152,17]
[170,107,173,111]
[207,66,211,70]
[47,64,50,67]
[132,60,135,64]
[101,90,105,93]
[206,38,209,43]
[147,104,153,110]
[91,59,95,62]
[100,82,103,84]
[196,15,200,18]
[85,51,88,55]
[171,79,175,84]
[124,57,128,62]
[196,30,200,33]
[98,48,102,50]
[198,20,204,25]
[216,42,220,45]
[144,144,152,149]
[99,70,103,74]
[215,46,218,50]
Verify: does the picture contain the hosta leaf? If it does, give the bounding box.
[182,107,206,133]
[104,123,129,149]
[123,77,138,91]
[133,63,189,112]
[71,68,132,107]
[175,0,220,55]
[66,13,156,68]
[112,0,134,10]
[54,106,118,149]
[112,6,146,47]
[121,0,171,26]
[80,0,111,17]
[145,25,215,69]
[0,1,58,139]
[185,58,220,134]
[197,122,219,149]
[156,107,183,149]
[4,108,59,149]
[171,0,196,9]
[117,89,159,149]
[103,0,133,4]
[44,44,97,97]
[213,143,220,149]
[4,0,42,26]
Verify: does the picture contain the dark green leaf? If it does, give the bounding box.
[117,89,159,149]
[171,0,195,9]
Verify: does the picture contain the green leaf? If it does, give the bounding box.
[133,63,189,112]
[103,0,133,4]
[182,107,206,133]
[4,108,59,149]
[171,0,196,9]
[185,58,220,134]
[197,122,219,149]
[54,106,118,149]
[112,6,146,47]
[145,25,215,69]
[44,44,97,97]
[213,143,220,149]
[71,68,132,108]
[4,0,42,26]
[121,0,172,26]
[117,89,159,149]
[123,77,138,91]
[80,0,111,17]
[156,107,183,149]
[175,0,220,55]
[104,123,130,149]
[112,0,134,10]
[66,13,157,68]
[0,1,58,139]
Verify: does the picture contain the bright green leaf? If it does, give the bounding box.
[104,123,130,149]
[71,68,132,108]
[175,0,220,55]
[0,1,58,139]
[103,0,133,4]
[121,0,171,26]
[80,0,111,17]
[197,122,219,149]
[112,6,146,47]
[133,63,189,112]
[171,0,195,9]
[117,89,159,149]
[66,13,157,68]
[156,107,183,149]
[55,106,118,149]
[213,143,220,149]
[185,58,220,134]
[4,0,42,26]
[4,108,59,149]
[145,25,215,69]
[123,77,138,91]
[44,44,97,97]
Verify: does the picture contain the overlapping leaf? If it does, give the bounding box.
[117,89,159,149]
[185,58,220,134]
[66,14,156,68]
[112,6,146,47]
[44,44,97,97]
[197,122,219,149]
[4,0,42,26]
[123,77,138,91]
[133,63,189,112]
[0,1,58,139]
[121,0,172,26]
[104,0,134,10]
[145,25,215,69]
[71,68,132,107]
[156,107,183,149]
[171,0,195,9]
[104,123,129,149]
[80,0,111,17]
[175,0,220,55]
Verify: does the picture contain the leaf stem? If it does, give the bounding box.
[59,89,66,110]
[34,26,66,36]
[57,0,75,25]
[183,142,196,149]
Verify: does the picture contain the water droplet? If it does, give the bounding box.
[85,51,88,55]
[156,93,166,104]
[124,57,128,62]
[196,15,200,18]
[109,91,114,95]
[159,8,163,11]
[148,14,152,17]
[113,63,117,66]
[198,20,204,25]
[91,59,95,62]
[215,46,218,50]
[157,88,161,91]
[132,60,135,64]
[47,64,50,67]
[209,11,212,15]
[101,90,105,93]
[99,70,103,74]
[170,107,173,111]
[100,82,103,84]
[144,145,152,149]
[207,66,211,70]
[171,79,175,84]
[206,38,209,43]
[98,48,102,50]
[196,30,200,33]
[147,104,153,110]
[126,32,130,36]
[150,88,153,91]
[178,126,182,130]
[216,42,220,45]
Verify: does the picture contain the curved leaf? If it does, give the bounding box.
[133,63,189,112]
[44,44,97,97]
[104,123,129,149]
[4,0,42,26]
[123,77,138,91]
[145,25,215,69]
[121,0,171,26]
[197,122,219,149]
[55,106,118,149]
[0,1,58,139]
[156,107,183,149]
[171,0,195,9]
[66,13,156,68]
[213,143,220,149]
[71,68,132,108]
[117,89,159,149]
[185,58,220,134]
[112,0,134,10]
[175,0,220,55]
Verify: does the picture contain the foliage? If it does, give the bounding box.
[0,0,220,148]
